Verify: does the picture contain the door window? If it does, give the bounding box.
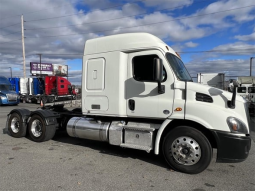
[132,54,166,82]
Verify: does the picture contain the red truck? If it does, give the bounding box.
[22,76,76,104]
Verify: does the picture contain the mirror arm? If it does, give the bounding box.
[157,82,165,94]
[228,85,237,109]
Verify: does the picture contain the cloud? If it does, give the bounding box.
[212,42,255,55]
[186,59,252,77]
[143,0,193,9]
[180,0,255,29]
[185,41,198,48]
[235,28,255,41]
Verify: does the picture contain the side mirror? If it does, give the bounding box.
[153,58,165,94]
[153,58,163,82]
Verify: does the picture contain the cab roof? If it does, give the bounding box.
[84,33,174,55]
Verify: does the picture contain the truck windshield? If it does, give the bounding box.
[166,53,192,81]
[0,84,11,91]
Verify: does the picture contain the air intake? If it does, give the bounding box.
[196,93,213,103]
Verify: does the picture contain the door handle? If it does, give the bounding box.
[128,99,135,111]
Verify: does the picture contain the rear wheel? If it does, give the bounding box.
[8,113,26,138]
[163,126,212,174]
[47,96,54,103]
[28,115,56,142]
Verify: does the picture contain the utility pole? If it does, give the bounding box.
[38,54,42,76]
[21,15,26,78]
[250,57,254,76]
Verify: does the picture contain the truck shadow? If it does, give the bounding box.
[53,131,169,169]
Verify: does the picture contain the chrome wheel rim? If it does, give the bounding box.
[31,119,42,137]
[10,117,19,133]
[171,136,201,165]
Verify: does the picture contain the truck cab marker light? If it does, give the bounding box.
[175,107,182,111]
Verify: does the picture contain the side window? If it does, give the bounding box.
[60,85,64,88]
[132,54,166,82]
[60,80,64,83]
[237,87,246,93]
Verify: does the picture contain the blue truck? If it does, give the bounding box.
[0,76,20,106]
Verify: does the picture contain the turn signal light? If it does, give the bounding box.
[175,107,182,111]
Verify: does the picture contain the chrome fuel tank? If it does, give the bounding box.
[67,117,110,142]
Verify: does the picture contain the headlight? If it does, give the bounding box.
[0,96,6,99]
[227,117,248,134]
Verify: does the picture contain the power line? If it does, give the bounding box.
[0,30,20,37]
[25,0,210,31]
[0,0,81,20]
[179,48,255,53]
[24,0,146,23]
[26,5,255,39]
[24,48,255,57]
[26,53,83,56]
[0,22,20,30]
[0,38,22,44]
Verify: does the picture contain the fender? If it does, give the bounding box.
[8,108,31,123]
[29,110,60,126]
[154,118,214,155]
[6,109,31,135]
[154,119,172,155]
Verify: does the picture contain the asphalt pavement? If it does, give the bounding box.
[0,103,255,191]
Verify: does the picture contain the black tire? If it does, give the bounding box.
[163,126,212,174]
[28,115,56,142]
[8,113,26,138]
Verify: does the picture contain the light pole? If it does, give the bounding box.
[251,57,255,76]
[8,67,12,79]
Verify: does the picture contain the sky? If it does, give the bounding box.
[0,0,254,85]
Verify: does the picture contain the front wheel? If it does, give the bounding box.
[163,126,212,174]
[28,115,56,142]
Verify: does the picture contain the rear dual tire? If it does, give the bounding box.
[8,113,56,142]
[8,113,26,138]
[28,115,56,142]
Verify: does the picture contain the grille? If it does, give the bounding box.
[196,93,213,103]
[6,94,18,102]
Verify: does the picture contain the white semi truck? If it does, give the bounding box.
[6,33,251,174]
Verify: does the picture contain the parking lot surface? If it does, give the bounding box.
[0,103,255,191]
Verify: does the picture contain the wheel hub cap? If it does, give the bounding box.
[171,136,201,165]
[10,117,19,133]
[31,119,42,137]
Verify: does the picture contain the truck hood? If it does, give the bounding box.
[187,82,244,104]
[181,81,249,133]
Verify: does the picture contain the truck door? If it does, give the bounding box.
[126,50,174,118]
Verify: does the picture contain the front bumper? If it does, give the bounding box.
[0,98,19,105]
[211,130,251,163]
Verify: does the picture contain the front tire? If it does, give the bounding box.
[163,126,212,174]
[8,113,26,138]
[28,115,56,142]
